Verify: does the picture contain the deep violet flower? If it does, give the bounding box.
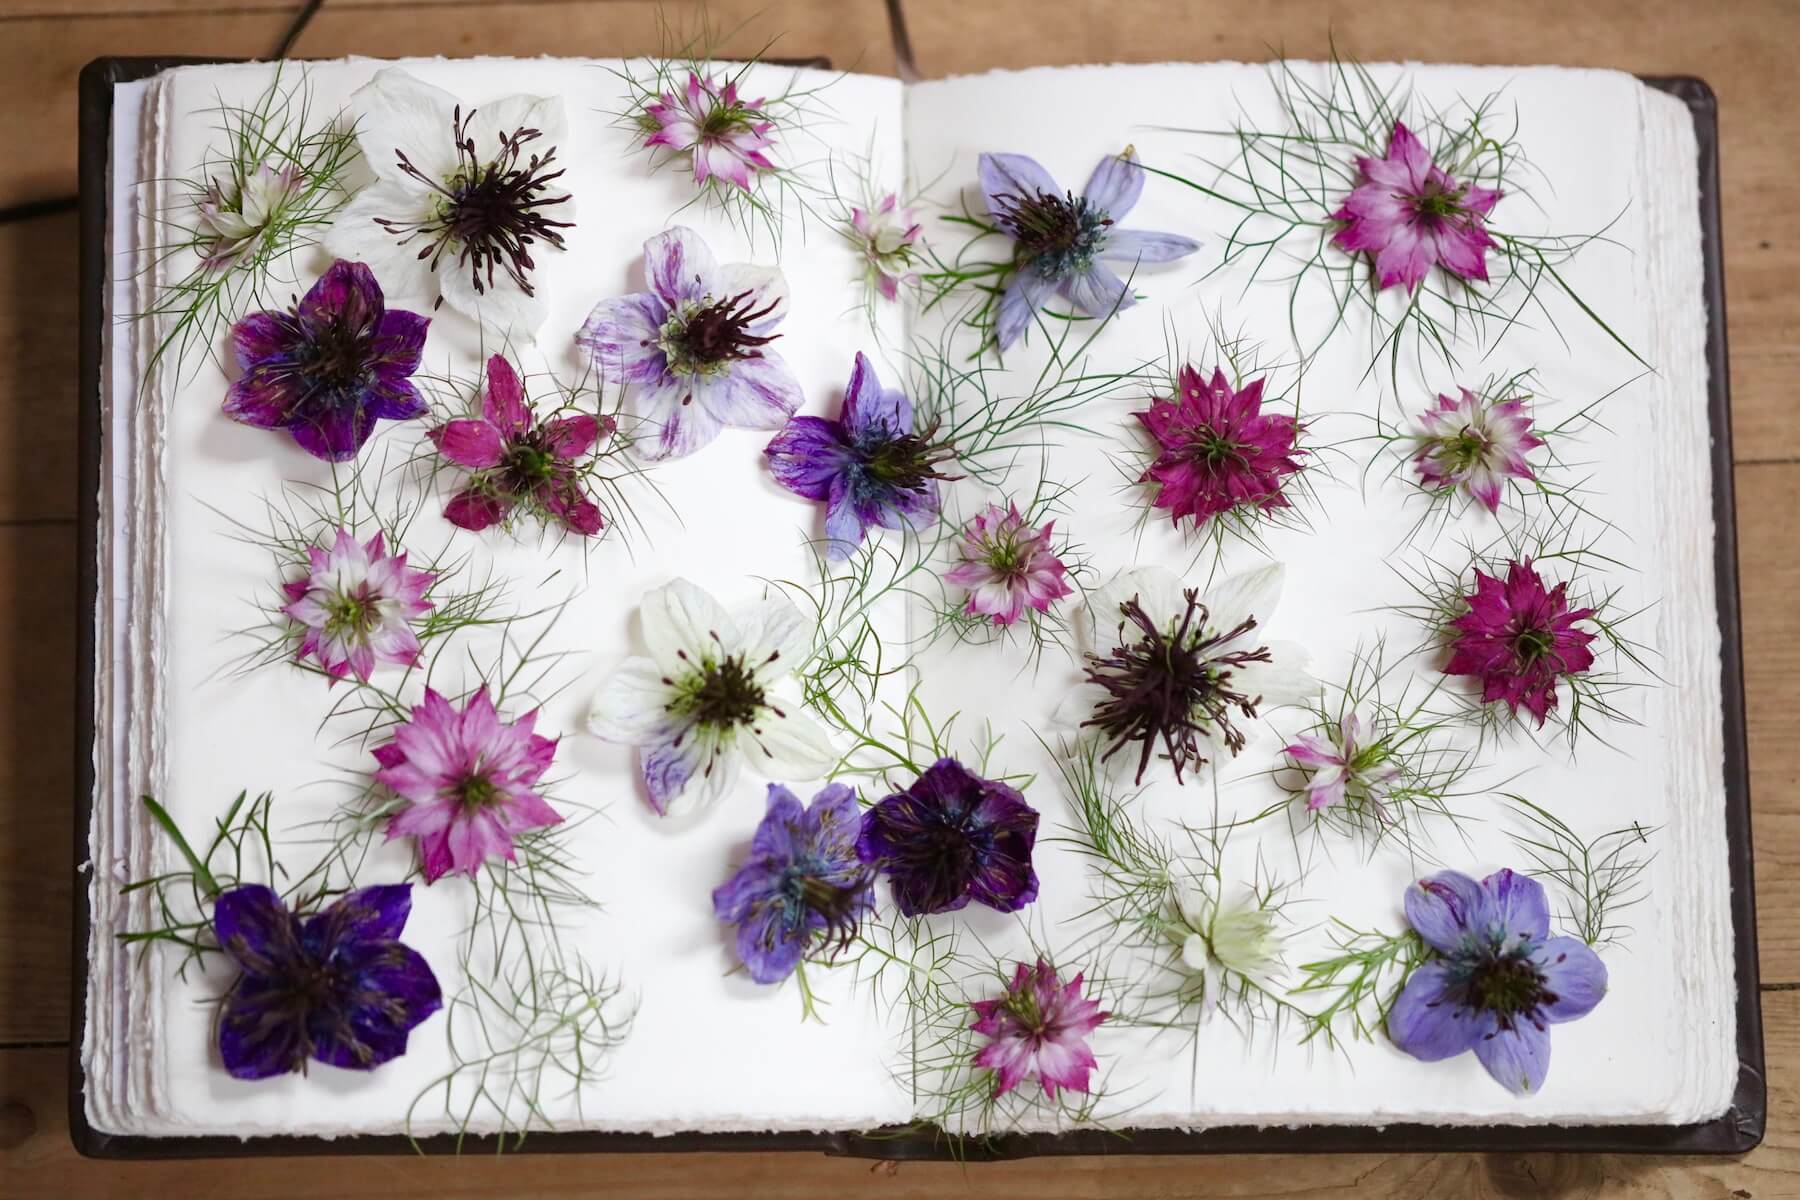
[943,502,1073,626]
[577,226,800,460]
[1413,387,1544,513]
[1444,559,1597,725]
[429,354,609,537]
[1135,365,1304,529]
[979,149,1199,350]
[764,352,954,560]
[644,71,777,192]
[712,783,874,984]
[212,882,442,1080]
[970,959,1108,1101]
[1282,710,1402,815]
[375,686,563,883]
[1330,120,1502,295]
[849,194,922,301]
[223,259,429,462]
[281,527,435,684]
[856,757,1039,917]
[1388,869,1607,1095]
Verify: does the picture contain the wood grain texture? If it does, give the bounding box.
[0,214,80,523]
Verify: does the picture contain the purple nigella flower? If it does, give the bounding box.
[970,959,1108,1101]
[1388,869,1607,1095]
[1282,710,1401,814]
[281,527,435,685]
[577,226,800,460]
[1444,559,1597,725]
[1413,387,1545,513]
[223,259,430,462]
[979,149,1199,350]
[764,351,954,560]
[943,502,1073,626]
[1330,121,1502,295]
[856,757,1039,917]
[644,72,777,192]
[1135,365,1304,530]
[429,354,609,537]
[712,782,875,984]
[212,882,442,1080]
[850,193,922,301]
[375,686,563,883]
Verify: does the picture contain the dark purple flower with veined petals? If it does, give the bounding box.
[212,882,442,1080]
[856,757,1039,917]
[712,782,875,984]
[1444,558,1597,725]
[1388,869,1606,1095]
[979,150,1200,351]
[223,259,430,462]
[764,351,955,560]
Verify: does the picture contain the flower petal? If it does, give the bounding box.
[1473,1021,1552,1095]
[642,578,738,675]
[1099,228,1201,264]
[978,153,1060,223]
[1387,961,1485,1061]
[588,659,675,742]
[1485,868,1551,943]
[1404,871,1494,956]
[430,418,505,469]
[1081,150,1145,218]
[1536,935,1609,1023]
[645,225,718,306]
[694,352,803,429]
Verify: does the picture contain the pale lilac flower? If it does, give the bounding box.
[970,959,1107,1101]
[943,503,1073,626]
[196,164,302,269]
[1413,387,1545,513]
[282,527,435,685]
[1283,711,1402,814]
[1330,121,1502,294]
[644,71,776,192]
[849,194,922,301]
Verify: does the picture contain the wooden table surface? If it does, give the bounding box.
[0,0,1795,1195]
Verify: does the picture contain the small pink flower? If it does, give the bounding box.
[281,527,434,685]
[1283,711,1401,814]
[1445,559,1597,725]
[1135,365,1304,529]
[1412,387,1544,513]
[1330,121,1502,294]
[970,959,1107,1101]
[376,686,563,883]
[849,194,922,301]
[644,72,776,192]
[943,503,1073,626]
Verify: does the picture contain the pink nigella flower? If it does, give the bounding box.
[1283,710,1401,814]
[429,354,610,537]
[1330,121,1502,294]
[849,194,922,301]
[1412,387,1544,513]
[376,686,563,883]
[1135,365,1304,529]
[282,527,435,685]
[1444,559,1597,725]
[644,71,776,192]
[943,503,1073,626]
[970,959,1107,1101]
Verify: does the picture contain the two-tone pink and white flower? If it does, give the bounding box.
[1330,121,1501,294]
[1412,387,1545,513]
[1283,710,1401,814]
[970,959,1108,1101]
[644,71,776,192]
[849,194,921,301]
[282,527,435,684]
[943,503,1073,626]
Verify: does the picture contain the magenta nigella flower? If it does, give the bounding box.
[429,354,609,537]
[282,527,435,684]
[1330,121,1502,295]
[375,686,563,883]
[1283,710,1401,814]
[1389,869,1606,1095]
[712,783,874,985]
[1413,387,1544,513]
[1444,559,1597,725]
[850,194,922,301]
[970,959,1108,1101]
[765,351,954,560]
[644,71,776,192]
[213,882,442,1080]
[979,149,1199,350]
[223,259,429,462]
[1135,365,1304,529]
[943,502,1073,626]
[856,757,1039,917]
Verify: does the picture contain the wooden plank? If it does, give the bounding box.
[0,214,79,524]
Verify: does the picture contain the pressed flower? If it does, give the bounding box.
[588,579,836,818]
[281,526,435,684]
[1444,558,1596,725]
[849,193,922,301]
[970,959,1107,1101]
[712,782,874,984]
[856,757,1039,917]
[643,71,777,192]
[376,686,563,883]
[1413,387,1544,513]
[1135,365,1304,529]
[196,163,303,269]
[577,226,801,460]
[223,259,429,461]
[765,352,954,559]
[978,149,1199,350]
[1330,120,1502,295]
[943,502,1073,626]
[1175,888,1288,1020]
[326,68,573,336]
[429,354,610,537]
[1283,710,1402,815]
[212,882,441,1080]
[1389,869,1607,1095]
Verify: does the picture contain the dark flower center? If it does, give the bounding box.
[994,189,1112,279]
[1437,425,1491,473]
[1082,589,1273,785]
[999,985,1048,1036]
[1184,427,1249,471]
[855,420,960,498]
[765,864,869,960]
[502,437,557,488]
[1459,945,1557,1031]
[298,319,377,393]
[668,635,773,730]
[1512,625,1555,663]
[453,771,501,811]
[700,102,759,140]
[658,290,781,381]
[323,586,382,640]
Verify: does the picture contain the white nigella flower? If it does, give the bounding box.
[196,163,302,269]
[588,578,836,818]
[325,67,573,338]
[1176,888,1287,1020]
